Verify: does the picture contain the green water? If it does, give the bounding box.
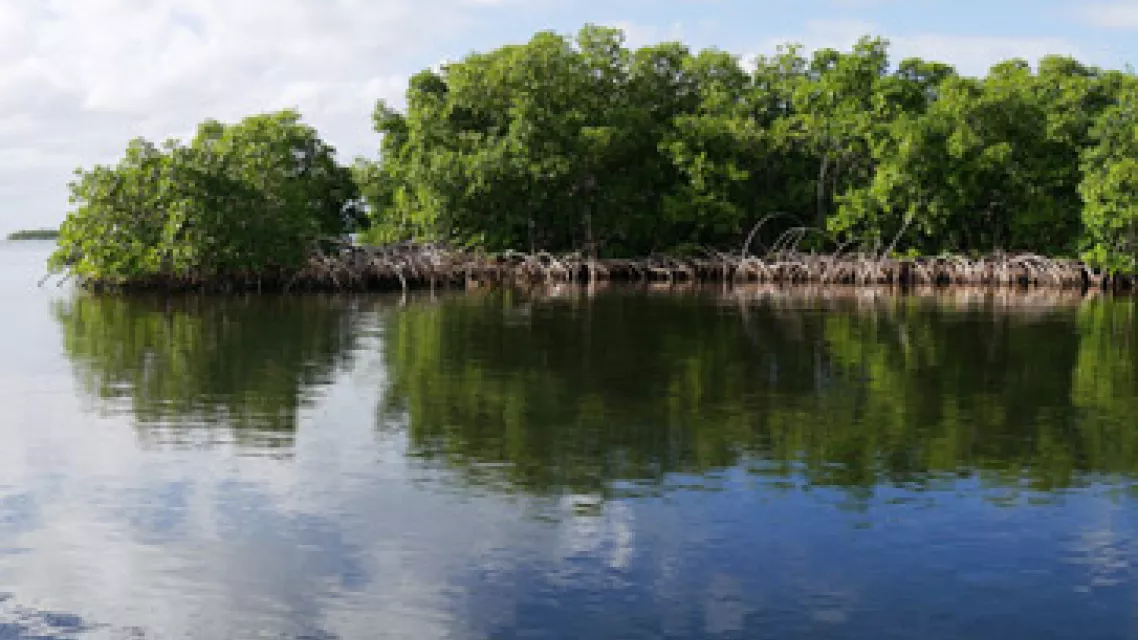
[2,241,1138,639]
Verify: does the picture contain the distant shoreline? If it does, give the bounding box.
[6,229,60,241]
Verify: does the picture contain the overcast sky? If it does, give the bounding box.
[1,0,1135,233]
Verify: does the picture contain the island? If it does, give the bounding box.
[7,228,60,241]
[41,26,1138,292]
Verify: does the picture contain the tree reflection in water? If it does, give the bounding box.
[54,286,1138,495]
[378,286,1138,497]
[55,294,369,452]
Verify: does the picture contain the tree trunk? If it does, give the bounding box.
[816,154,830,230]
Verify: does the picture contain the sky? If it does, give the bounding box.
[1,0,1136,234]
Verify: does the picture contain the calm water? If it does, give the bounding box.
[3,241,1138,639]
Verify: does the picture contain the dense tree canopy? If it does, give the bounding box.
[49,110,361,285]
[359,26,1138,272]
[1081,83,1138,274]
[44,28,1138,281]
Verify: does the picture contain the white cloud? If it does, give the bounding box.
[753,19,1086,76]
[1080,1,1138,28]
[829,0,900,5]
[0,2,1122,234]
[609,20,687,50]
[893,32,1083,73]
[0,0,488,232]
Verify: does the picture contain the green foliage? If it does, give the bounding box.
[49,110,361,285]
[1080,79,1138,273]
[363,26,781,256]
[837,57,1117,255]
[46,27,1138,275]
[358,26,1138,270]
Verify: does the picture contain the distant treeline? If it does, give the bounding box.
[48,26,1138,287]
[7,228,59,241]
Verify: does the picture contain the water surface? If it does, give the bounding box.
[3,241,1138,639]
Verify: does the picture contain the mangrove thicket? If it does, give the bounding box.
[359,26,1138,273]
[49,110,362,288]
[46,26,1138,289]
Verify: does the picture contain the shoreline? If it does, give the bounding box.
[57,244,1130,294]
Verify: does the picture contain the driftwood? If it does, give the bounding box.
[70,242,1132,293]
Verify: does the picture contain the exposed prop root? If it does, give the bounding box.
[69,242,1131,293]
